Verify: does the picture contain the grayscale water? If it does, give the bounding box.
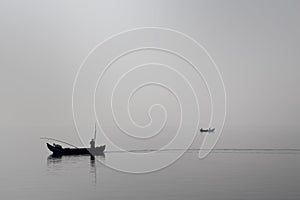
[1,128,300,200]
[1,1,300,199]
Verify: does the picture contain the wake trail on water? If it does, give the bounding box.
[104,148,300,154]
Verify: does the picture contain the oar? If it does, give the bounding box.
[40,137,79,149]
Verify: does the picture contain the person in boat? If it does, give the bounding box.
[90,139,95,149]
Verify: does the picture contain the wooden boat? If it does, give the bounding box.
[47,143,105,156]
[200,128,215,133]
[45,124,106,156]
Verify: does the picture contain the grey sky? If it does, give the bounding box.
[0,0,299,149]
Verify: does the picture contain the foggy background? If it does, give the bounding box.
[1,0,300,150]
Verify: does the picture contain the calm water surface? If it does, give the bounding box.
[1,131,300,200]
[2,151,300,199]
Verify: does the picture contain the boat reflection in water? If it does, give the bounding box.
[47,153,105,186]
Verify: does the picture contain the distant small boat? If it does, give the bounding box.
[200,128,215,133]
[47,143,105,156]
